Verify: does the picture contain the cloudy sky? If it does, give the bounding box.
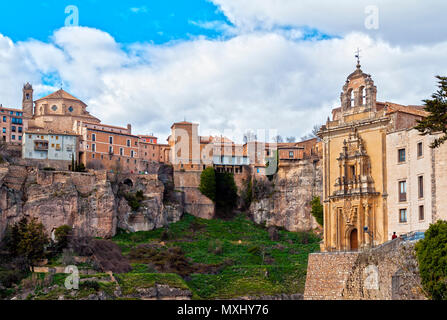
[1,0,447,142]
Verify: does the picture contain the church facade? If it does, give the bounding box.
[319,62,427,252]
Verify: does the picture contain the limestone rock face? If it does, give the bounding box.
[116,175,183,232]
[250,160,322,232]
[0,164,183,241]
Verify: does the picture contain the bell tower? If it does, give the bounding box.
[340,51,377,115]
[22,82,34,119]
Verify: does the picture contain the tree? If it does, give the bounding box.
[310,196,324,226]
[286,136,296,143]
[415,76,447,148]
[272,135,283,143]
[5,217,49,270]
[215,172,238,216]
[243,131,257,144]
[415,220,447,300]
[199,167,216,202]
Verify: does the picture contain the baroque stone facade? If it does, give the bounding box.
[319,63,426,252]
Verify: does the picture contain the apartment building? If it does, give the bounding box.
[22,131,79,169]
[386,128,447,239]
[76,121,140,172]
[0,106,25,144]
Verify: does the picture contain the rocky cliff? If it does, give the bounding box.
[0,163,183,241]
[249,159,322,232]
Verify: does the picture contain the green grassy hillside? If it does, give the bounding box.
[112,213,321,299]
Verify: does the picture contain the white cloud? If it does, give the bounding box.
[130,6,148,14]
[210,0,447,45]
[1,26,447,143]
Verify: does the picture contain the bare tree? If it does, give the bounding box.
[286,136,296,143]
[243,131,257,144]
[272,135,283,143]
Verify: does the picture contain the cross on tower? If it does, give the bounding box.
[355,48,361,67]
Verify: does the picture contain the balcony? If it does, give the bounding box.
[34,140,49,151]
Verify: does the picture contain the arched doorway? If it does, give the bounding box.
[350,229,358,251]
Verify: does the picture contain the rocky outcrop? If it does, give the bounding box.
[250,159,322,232]
[0,163,183,241]
[116,175,183,232]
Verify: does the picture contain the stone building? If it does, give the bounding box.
[26,87,100,133]
[386,128,447,239]
[319,61,426,252]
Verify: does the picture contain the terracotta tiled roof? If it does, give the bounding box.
[385,102,428,117]
[36,89,83,102]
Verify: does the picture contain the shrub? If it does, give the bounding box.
[54,225,72,250]
[199,167,216,202]
[310,196,324,226]
[4,217,49,270]
[125,191,145,211]
[415,220,447,300]
[81,280,100,291]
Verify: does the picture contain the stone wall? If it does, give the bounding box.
[249,159,322,232]
[173,170,215,219]
[304,239,427,300]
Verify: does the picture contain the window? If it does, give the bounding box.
[399,209,407,223]
[131,151,134,158]
[109,146,113,154]
[92,134,96,142]
[289,151,294,158]
[68,106,74,112]
[120,148,124,156]
[18,136,22,141]
[2,128,5,133]
[399,181,407,202]
[398,149,406,162]
[418,176,424,198]
[92,144,96,152]
[51,105,57,111]
[11,126,16,132]
[109,136,113,144]
[417,142,423,157]
[350,165,356,180]
[2,117,5,122]
[127,140,130,147]
[419,205,425,221]
[12,135,15,140]
[92,154,95,159]
[18,127,22,133]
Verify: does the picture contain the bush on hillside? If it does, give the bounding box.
[199,167,216,202]
[415,220,447,300]
[310,196,324,226]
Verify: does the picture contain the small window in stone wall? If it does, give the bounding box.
[399,209,407,223]
[52,105,57,111]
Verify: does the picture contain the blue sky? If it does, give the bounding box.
[1,1,447,140]
[0,0,232,44]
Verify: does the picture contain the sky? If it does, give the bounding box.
[1,0,447,142]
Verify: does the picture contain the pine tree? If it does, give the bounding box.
[415,76,447,148]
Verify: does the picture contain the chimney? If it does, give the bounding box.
[127,124,132,134]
